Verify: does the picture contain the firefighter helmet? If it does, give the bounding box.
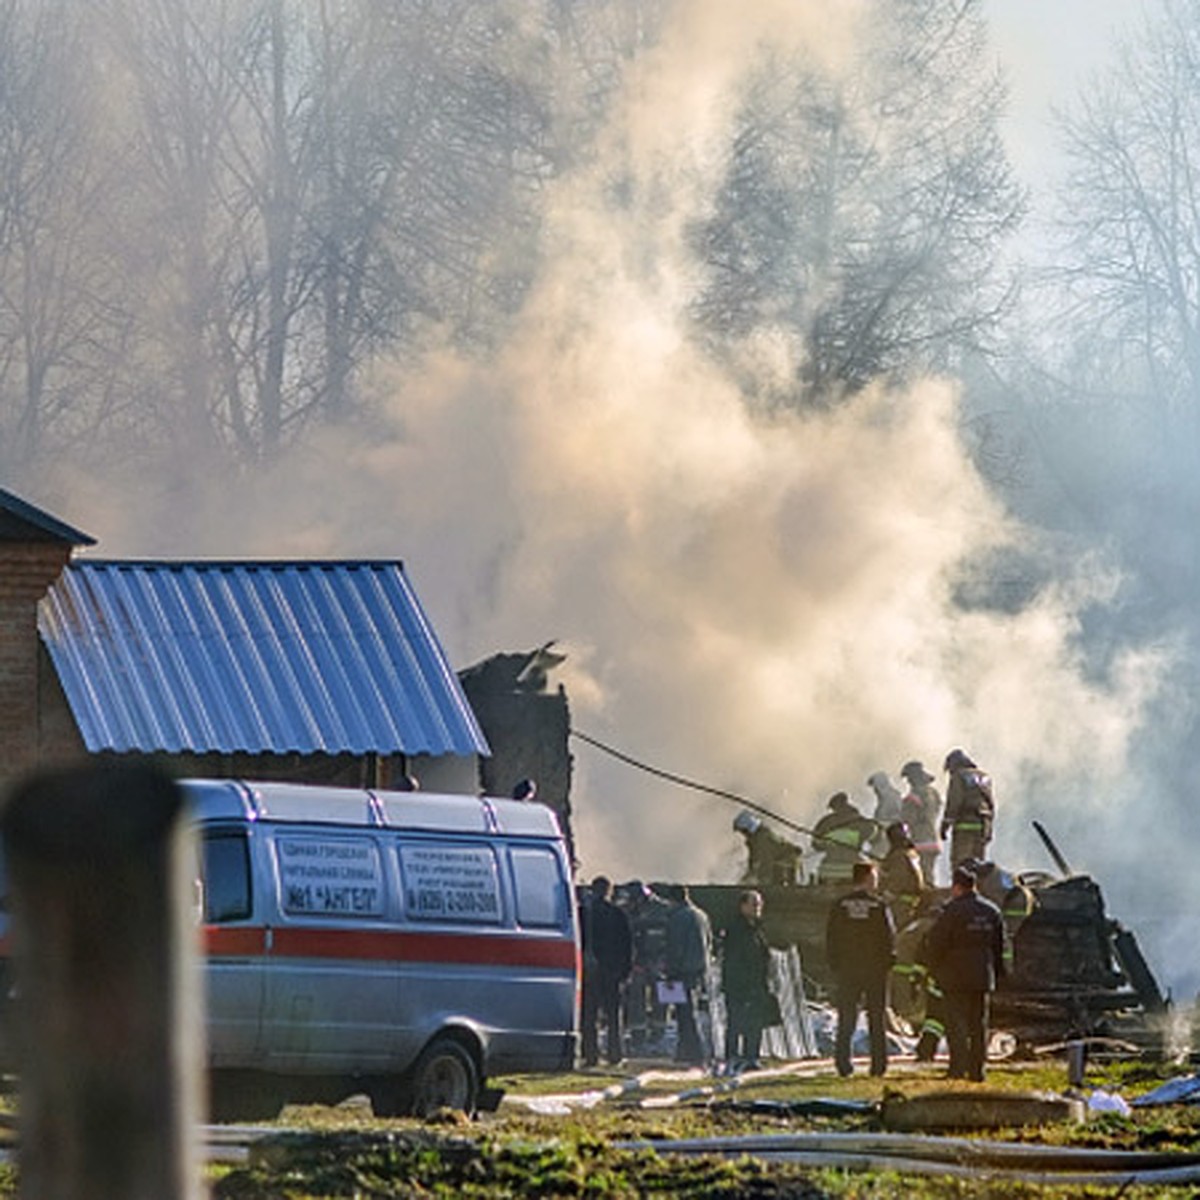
[733,809,761,836]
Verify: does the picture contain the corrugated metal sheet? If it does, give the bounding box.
[38,560,490,758]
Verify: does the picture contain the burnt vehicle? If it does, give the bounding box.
[670,820,1170,1058]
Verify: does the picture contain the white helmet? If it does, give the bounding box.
[733,809,762,836]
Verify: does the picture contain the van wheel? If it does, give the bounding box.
[408,1038,479,1117]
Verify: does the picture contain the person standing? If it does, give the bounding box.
[618,881,671,1055]
[879,821,925,928]
[721,889,773,1071]
[899,760,943,885]
[811,792,877,884]
[664,885,714,1065]
[940,749,995,870]
[825,861,896,1077]
[580,875,634,1067]
[922,864,1005,1081]
[865,771,903,855]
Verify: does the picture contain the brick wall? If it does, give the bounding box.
[0,543,73,793]
[37,647,86,764]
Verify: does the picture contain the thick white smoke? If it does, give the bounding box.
[40,0,1185,987]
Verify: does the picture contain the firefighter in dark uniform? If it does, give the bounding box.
[940,749,995,869]
[922,864,1005,1081]
[825,860,896,1077]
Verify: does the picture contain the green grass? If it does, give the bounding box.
[5,1059,1200,1196]
[202,1058,1200,1197]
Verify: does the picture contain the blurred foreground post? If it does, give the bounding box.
[1,763,202,1200]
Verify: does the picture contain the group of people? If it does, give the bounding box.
[580,746,1007,1081]
[577,879,778,1073]
[813,748,996,888]
[826,856,1005,1082]
[823,747,1006,1081]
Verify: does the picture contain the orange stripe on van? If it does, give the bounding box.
[205,924,576,970]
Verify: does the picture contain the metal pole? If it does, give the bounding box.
[1,762,202,1200]
[1031,820,1073,877]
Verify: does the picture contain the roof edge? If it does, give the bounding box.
[0,488,96,546]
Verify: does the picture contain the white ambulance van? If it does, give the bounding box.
[191,779,579,1119]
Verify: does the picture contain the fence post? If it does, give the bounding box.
[1,762,202,1200]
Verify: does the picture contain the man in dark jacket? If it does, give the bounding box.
[721,889,773,1071]
[825,861,896,1077]
[580,875,634,1067]
[922,864,1005,1081]
[664,884,714,1065]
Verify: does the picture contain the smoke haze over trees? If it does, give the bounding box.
[1,1,1198,983]
[692,1,1023,406]
[0,0,1027,466]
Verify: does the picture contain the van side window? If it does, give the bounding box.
[202,831,252,922]
[510,847,564,928]
[398,842,502,923]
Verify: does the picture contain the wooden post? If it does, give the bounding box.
[1,762,202,1200]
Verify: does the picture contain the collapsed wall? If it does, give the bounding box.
[459,644,576,866]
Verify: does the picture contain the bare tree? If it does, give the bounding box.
[995,0,1200,611]
[0,0,131,472]
[690,0,1024,408]
[1052,0,1200,457]
[91,0,557,464]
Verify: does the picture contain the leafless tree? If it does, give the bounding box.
[86,0,556,465]
[993,0,1200,611]
[0,0,132,472]
[1052,0,1200,457]
[690,0,1024,408]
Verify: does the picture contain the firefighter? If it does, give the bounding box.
[865,771,903,855]
[891,914,946,1062]
[825,860,895,1077]
[967,859,1036,975]
[940,749,995,870]
[812,792,877,884]
[733,810,803,886]
[899,760,943,885]
[922,864,1005,1082]
[879,821,925,928]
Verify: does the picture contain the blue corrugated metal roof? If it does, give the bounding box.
[38,560,490,758]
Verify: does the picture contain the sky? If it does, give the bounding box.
[985,0,1137,182]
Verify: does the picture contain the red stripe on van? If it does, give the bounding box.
[205,925,575,970]
[205,927,269,956]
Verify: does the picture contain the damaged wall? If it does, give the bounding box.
[460,644,575,866]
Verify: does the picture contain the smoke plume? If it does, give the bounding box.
[37,0,1188,988]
